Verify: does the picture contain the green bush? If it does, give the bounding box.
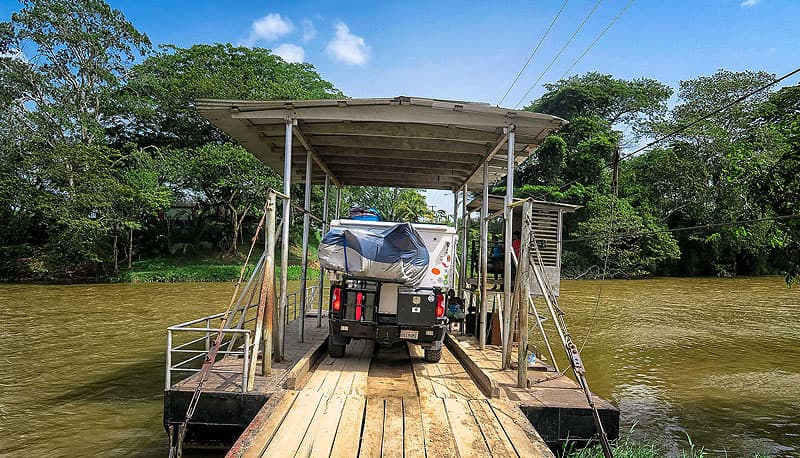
[113,259,320,283]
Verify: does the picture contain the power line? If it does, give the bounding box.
[513,0,605,109]
[537,65,800,198]
[562,213,800,244]
[558,0,635,81]
[617,65,800,163]
[497,0,570,107]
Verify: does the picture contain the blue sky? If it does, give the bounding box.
[2,0,798,209]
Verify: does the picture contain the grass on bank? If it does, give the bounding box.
[565,435,772,458]
[113,258,320,283]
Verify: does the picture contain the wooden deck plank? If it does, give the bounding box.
[401,397,426,458]
[262,390,325,457]
[468,399,518,457]
[295,393,347,458]
[329,395,367,458]
[359,396,384,458]
[407,344,435,398]
[381,397,404,458]
[439,347,485,399]
[350,340,373,396]
[489,399,554,458]
[332,340,366,395]
[419,397,458,458]
[444,397,491,458]
[235,390,299,458]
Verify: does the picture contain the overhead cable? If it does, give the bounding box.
[513,0,605,109]
[562,214,800,244]
[538,65,800,198]
[558,0,636,81]
[497,0,570,107]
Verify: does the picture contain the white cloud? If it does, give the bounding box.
[274,43,305,63]
[326,22,369,65]
[741,0,760,7]
[244,13,293,46]
[302,19,316,42]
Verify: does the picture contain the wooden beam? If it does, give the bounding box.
[301,165,470,178]
[261,133,490,154]
[232,104,562,132]
[295,155,475,172]
[460,133,509,190]
[257,121,501,143]
[292,125,342,188]
[338,176,459,190]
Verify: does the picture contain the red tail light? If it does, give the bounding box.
[332,287,341,312]
[355,292,363,320]
[435,293,445,318]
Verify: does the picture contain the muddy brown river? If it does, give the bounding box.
[0,277,797,457]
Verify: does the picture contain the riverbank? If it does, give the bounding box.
[567,436,770,458]
[113,258,319,283]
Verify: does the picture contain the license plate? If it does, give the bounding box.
[399,329,419,340]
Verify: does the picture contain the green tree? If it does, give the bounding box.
[177,143,279,254]
[343,187,434,223]
[112,43,343,148]
[574,195,681,278]
[0,0,150,278]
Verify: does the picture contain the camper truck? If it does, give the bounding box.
[319,219,457,362]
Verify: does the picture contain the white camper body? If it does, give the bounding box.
[327,219,458,314]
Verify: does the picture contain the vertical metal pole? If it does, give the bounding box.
[517,201,532,388]
[278,119,293,360]
[165,330,172,390]
[460,186,468,296]
[317,176,329,327]
[335,186,342,219]
[451,189,459,291]
[479,162,489,349]
[263,191,277,371]
[299,151,312,342]
[243,333,251,392]
[502,126,516,369]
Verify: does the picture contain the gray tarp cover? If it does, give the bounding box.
[318,223,430,285]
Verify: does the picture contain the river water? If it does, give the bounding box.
[0,278,797,457]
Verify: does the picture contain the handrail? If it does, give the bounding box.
[165,285,317,393]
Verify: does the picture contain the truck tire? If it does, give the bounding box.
[329,338,346,358]
[424,347,442,363]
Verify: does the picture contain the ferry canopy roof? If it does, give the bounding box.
[196,96,567,191]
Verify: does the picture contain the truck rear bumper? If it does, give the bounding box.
[329,318,445,347]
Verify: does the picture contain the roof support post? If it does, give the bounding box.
[317,176,329,328]
[451,189,459,293]
[459,185,468,297]
[335,186,342,219]
[278,119,294,360]
[299,151,312,342]
[479,162,489,349]
[502,126,516,370]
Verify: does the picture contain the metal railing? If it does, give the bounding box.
[165,303,259,393]
[165,285,319,393]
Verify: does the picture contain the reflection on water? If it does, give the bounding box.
[0,277,797,457]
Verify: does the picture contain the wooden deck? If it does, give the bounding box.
[228,340,554,457]
[446,334,619,447]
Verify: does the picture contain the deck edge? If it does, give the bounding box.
[443,333,501,398]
